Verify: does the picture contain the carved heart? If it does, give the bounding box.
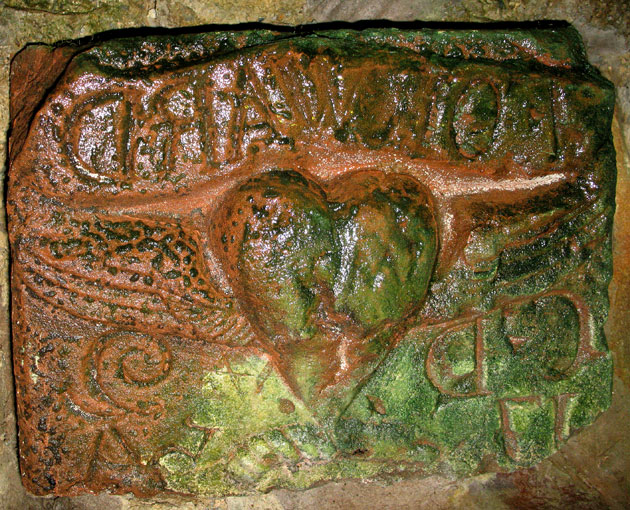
[212,170,437,417]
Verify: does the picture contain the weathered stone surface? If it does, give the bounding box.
[7,26,617,498]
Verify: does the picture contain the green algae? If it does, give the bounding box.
[9,25,615,497]
[154,295,612,494]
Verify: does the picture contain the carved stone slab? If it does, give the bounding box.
[8,27,616,496]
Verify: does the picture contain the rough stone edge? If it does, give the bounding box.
[1,7,629,510]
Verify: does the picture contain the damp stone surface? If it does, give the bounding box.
[8,26,616,497]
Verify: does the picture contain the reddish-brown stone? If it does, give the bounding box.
[9,44,82,161]
[8,27,616,497]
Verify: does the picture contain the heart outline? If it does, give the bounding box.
[211,169,438,420]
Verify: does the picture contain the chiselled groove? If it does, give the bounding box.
[496,208,612,288]
[17,46,605,199]
[18,262,253,345]
[8,27,615,497]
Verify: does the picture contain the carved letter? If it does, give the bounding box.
[426,317,491,397]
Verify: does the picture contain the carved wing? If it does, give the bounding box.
[13,203,255,346]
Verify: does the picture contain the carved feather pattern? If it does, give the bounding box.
[14,206,255,346]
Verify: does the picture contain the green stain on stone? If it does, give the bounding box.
[24,25,614,496]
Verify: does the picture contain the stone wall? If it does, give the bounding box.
[1,1,628,508]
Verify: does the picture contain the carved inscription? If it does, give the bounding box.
[9,27,615,496]
[426,317,491,397]
[26,39,610,200]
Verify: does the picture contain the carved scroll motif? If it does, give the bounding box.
[9,27,615,496]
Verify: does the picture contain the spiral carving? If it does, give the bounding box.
[92,332,172,414]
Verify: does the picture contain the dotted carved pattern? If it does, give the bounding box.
[7,30,615,497]
[14,206,255,345]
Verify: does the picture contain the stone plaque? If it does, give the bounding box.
[8,26,616,497]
